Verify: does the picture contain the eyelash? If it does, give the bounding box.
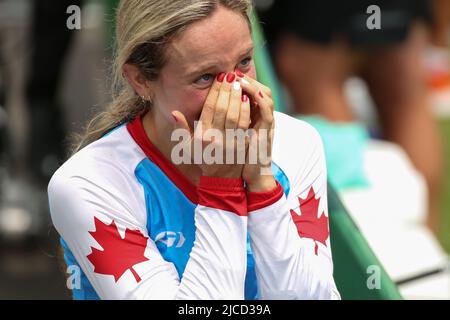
[194,57,253,86]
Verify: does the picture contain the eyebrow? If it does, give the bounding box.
[185,45,254,79]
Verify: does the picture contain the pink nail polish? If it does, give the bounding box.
[242,94,248,102]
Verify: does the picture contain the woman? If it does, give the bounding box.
[48,0,340,300]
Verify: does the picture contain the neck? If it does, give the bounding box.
[142,110,172,158]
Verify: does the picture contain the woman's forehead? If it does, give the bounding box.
[165,6,252,71]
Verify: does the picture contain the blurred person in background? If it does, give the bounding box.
[430,0,450,48]
[0,0,82,240]
[258,0,445,232]
[24,0,82,187]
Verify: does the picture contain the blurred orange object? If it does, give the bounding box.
[425,47,450,91]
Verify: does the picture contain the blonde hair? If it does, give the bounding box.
[70,0,252,155]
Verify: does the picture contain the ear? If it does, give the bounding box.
[122,63,151,99]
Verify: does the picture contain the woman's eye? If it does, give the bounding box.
[238,57,252,69]
[195,73,214,85]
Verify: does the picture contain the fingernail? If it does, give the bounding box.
[235,69,245,77]
[226,72,236,83]
[172,113,178,123]
[258,91,264,98]
[233,81,241,91]
[240,78,250,85]
[217,72,226,82]
[242,94,248,102]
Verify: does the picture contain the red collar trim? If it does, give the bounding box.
[126,112,199,204]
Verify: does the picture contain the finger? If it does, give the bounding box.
[200,72,225,128]
[238,74,272,98]
[212,72,234,130]
[171,110,192,134]
[225,80,242,129]
[238,94,251,130]
[239,80,274,118]
[254,90,274,126]
[172,111,198,164]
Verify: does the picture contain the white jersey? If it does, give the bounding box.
[48,110,341,300]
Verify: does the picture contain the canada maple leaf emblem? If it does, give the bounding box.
[290,187,329,256]
[87,217,149,282]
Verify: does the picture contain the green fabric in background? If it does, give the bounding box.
[298,115,370,191]
[437,119,450,254]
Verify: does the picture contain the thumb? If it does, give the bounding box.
[171,110,191,134]
[171,110,195,163]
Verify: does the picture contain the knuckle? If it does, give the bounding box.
[238,121,248,130]
[241,110,250,120]
[264,100,274,110]
[203,102,215,113]
[259,101,270,110]
[222,84,232,92]
[266,88,272,97]
[261,108,273,121]
[215,103,227,115]
[210,84,221,93]
[227,114,239,125]
[207,88,220,100]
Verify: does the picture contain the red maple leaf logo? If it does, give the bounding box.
[87,217,149,282]
[290,187,329,255]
